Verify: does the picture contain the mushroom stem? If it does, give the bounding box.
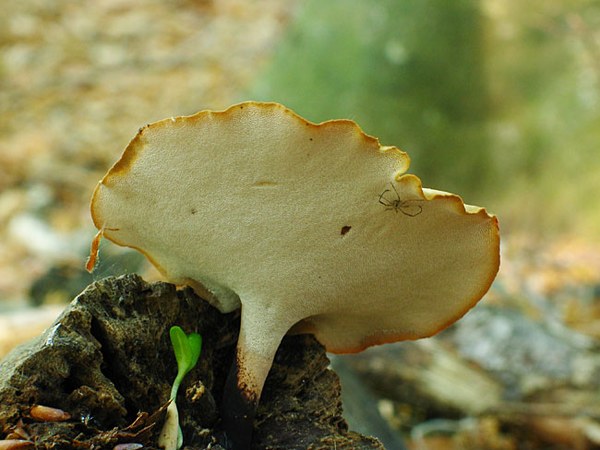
[221,305,293,449]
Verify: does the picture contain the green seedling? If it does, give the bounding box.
[158,326,202,450]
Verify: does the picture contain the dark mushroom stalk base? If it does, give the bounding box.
[221,358,257,449]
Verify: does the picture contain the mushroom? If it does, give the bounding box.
[88,102,500,448]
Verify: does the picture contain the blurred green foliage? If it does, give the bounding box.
[250,0,600,237]
[252,0,491,196]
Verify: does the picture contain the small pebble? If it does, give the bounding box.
[113,444,144,450]
[29,404,71,422]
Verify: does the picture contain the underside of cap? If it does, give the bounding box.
[90,101,500,354]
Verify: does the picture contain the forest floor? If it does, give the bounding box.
[1,1,600,449]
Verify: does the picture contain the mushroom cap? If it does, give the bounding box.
[90,101,500,354]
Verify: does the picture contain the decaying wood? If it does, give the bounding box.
[0,274,383,449]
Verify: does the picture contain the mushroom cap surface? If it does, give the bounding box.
[90,101,500,354]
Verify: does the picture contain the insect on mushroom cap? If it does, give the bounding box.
[89,101,500,412]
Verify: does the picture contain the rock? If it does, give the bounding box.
[0,274,383,449]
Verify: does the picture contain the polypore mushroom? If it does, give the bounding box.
[88,102,500,448]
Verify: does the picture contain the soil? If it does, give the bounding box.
[0,274,383,449]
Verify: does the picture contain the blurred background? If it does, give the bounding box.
[1,0,600,448]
